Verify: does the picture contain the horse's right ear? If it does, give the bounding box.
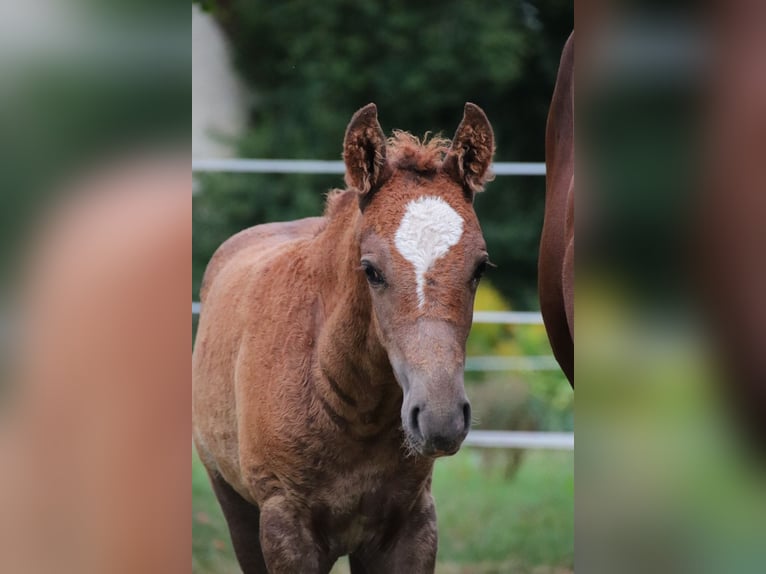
[444,103,495,200]
[343,103,389,207]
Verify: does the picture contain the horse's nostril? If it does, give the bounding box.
[410,406,421,435]
[462,402,472,433]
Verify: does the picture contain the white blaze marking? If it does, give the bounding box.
[394,196,464,308]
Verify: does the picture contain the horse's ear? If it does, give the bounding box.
[343,103,389,208]
[444,103,495,199]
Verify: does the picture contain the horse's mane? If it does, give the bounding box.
[387,131,451,173]
[323,131,452,218]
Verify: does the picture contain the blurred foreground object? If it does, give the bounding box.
[0,158,190,574]
[0,1,189,572]
[578,2,766,573]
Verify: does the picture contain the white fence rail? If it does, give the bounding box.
[464,430,573,450]
[192,158,546,176]
[472,311,543,325]
[465,355,559,372]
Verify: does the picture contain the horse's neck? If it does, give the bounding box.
[315,194,397,408]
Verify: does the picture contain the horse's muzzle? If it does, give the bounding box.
[407,399,471,457]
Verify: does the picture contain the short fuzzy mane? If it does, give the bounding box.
[386,131,452,174]
[324,132,454,218]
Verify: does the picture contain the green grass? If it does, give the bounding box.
[432,449,573,569]
[193,448,572,574]
[193,449,246,574]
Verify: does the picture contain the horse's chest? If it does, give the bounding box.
[308,462,429,553]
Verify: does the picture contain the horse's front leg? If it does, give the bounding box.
[350,492,438,574]
[259,496,332,574]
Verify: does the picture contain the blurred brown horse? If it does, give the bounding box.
[193,103,495,573]
[539,32,575,386]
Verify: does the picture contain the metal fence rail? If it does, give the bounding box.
[464,430,573,450]
[465,355,559,372]
[192,158,546,176]
[472,311,543,325]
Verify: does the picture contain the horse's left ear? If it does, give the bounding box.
[444,103,495,199]
[343,103,390,208]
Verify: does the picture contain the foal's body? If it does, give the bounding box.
[193,103,495,573]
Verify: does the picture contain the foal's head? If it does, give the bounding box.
[343,103,495,457]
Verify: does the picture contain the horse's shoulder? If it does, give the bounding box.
[200,217,326,301]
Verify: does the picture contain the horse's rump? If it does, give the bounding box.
[539,31,574,385]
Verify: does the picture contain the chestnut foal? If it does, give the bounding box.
[193,103,495,573]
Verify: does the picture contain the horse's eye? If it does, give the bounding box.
[362,262,386,287]
[471,260,490,288]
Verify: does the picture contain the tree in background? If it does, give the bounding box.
[193,0,572,308]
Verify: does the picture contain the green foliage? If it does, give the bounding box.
[466,281,516,364]
[192,1,572,306]
[465,281,573,432]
